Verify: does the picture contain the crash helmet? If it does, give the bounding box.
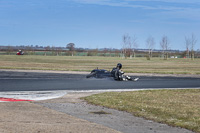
[117,63,122,69]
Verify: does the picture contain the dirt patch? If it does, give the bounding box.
[0,100,120,133]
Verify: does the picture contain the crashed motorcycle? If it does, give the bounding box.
[86,68,139,81]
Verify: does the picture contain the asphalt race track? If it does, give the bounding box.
[0,70,200,92]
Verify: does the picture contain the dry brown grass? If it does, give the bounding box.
[0,55,200,74]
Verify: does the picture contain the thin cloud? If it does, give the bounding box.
[71,0,200,11]
[125,0,200,4]
[71,0,200,22]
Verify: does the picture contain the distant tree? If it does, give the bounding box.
[51,46,56,56]
[44,46,50,56]
[160,35,170,60]
[93,48,98,56]
[122,34,138,59]
[131,35,138,58]
[185,33,197,60]
[66,43,75,56]
[122,34,130,58]
[103,48,109,57]
[56,47,62,56]
[126,35,132,58]
[196,49,200,58]
[146,36,155,60]
[190,33,197,60]
[185,36,191,58]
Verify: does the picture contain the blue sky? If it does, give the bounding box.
[0,0,199,50]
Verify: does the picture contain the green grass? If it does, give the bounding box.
[83,89,200,132]
[0,55,200,74]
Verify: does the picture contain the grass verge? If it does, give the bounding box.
[0,55,200,74]
[83,89,200,132]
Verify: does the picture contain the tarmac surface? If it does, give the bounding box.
[1,69,200,92]
[0,69,199,133]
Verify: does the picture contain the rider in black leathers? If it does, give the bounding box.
[111,63,128,81]
[111,63,138,81]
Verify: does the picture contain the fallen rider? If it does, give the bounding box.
[86,63,139,81]
[111,63,139,81]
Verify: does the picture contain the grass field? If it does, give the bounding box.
[0,55,200,74]
[83,89,200,133]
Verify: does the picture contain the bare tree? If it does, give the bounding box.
[51,46,56,56]
[56,47,62,56]
[127,36,132,58]
[103,48,109,57]
[196,49,200,58]
[146,36,155,60]
[122,34,138,59]
[122,34,130,58]
[160,35,170,60]
[185,33,197,60]
[67,43,75,56]
[185,36,191,58]
[191,33,197,60]
[131,35,138,58]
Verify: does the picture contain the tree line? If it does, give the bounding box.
[121,33,198,60]
[0,34,199,59]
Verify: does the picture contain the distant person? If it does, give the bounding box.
[16,50,24,55]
